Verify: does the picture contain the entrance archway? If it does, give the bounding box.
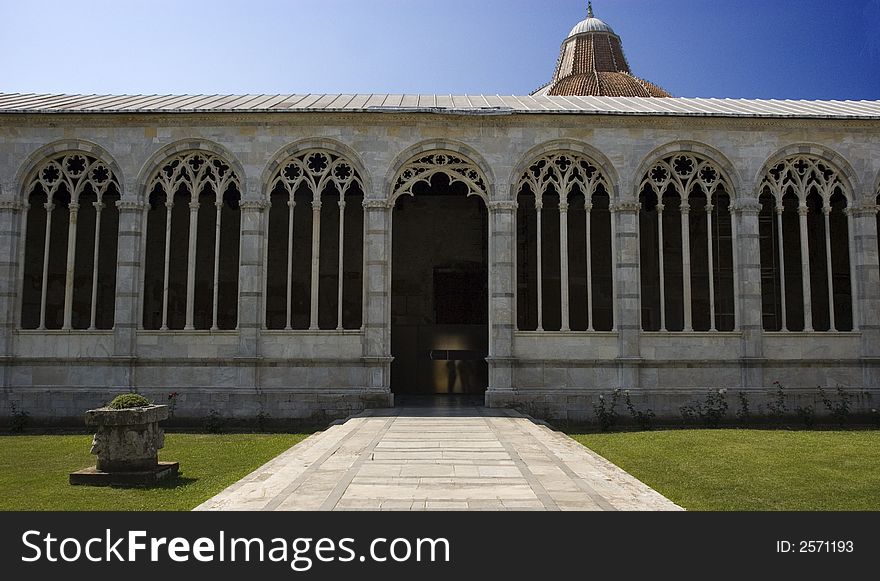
[389,154,489,396]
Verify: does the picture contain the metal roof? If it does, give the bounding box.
[0,93,878,119]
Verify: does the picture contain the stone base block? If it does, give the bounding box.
[69,462,179,487]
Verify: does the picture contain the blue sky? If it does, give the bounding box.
[1,0,878,99]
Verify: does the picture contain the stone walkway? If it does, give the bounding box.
[194,403,682,511]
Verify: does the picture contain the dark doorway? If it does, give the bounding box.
[391,173,489,396]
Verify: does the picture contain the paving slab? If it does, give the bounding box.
[194,403,683,512]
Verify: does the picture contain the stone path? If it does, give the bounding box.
[194,403,682,511]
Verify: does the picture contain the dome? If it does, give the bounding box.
[568,17,615,37]
[533,3,671,98]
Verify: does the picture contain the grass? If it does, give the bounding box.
[0,432,310,511]
[570,429,880,511]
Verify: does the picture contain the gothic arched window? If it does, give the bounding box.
[21,153,120,330]
[264,150,364,330]
[142,152,241,330]
[516,153,614,332]
[638,153,736,332]
[758,156,853,332]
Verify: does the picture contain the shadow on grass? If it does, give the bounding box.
[102,476,200,491]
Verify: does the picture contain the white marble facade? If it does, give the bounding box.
[0,106,878,422]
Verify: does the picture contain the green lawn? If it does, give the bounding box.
[570,430,880,511]
[0,433,310,511]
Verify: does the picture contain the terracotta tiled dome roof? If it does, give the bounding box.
[533,4,671,98]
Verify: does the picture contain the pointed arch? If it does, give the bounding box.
[384,140,495,204]
[15,140,124,203]
[262,138,371,198]
[508,140,620,201]
[756,144,859,200]
[634,141,742,202]
[136,139,246,204]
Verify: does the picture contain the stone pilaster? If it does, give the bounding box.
[733,197,764,388]
[612,202,641,389]
[850,200,880,361]
[361,199,393,400]
[113,198,144,359]
[236,199,265,389]
[0,198,22,370]
[486,200,517,402]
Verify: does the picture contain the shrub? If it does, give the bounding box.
[767,381,787,422]
[256,409,270,432]
[681,389,728,428]
[736,391,751,424]
[107,393,152,409]
[624,391,655,431]
[9,402,29,433]
[593,389,621,432]
[205,409,225,434]
[796,404,815,428]
[167,392,180,419]
[818,385,851,428]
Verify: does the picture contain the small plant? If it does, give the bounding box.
[736,391,751,424]
[704,389,729,428]
[624,390,655,431]
[593,389,621,432]
[256,410,270,432]
[818,385,851,428]
[107,393,152,409]
[9,402,30,433]
[767,381,787,423]
[205,409,225,433]
[681,389,728,428]
[679,402,701,424]
[167,392,180,419]
[796,404,815,428]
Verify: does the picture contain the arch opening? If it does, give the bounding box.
[391,171,489,396]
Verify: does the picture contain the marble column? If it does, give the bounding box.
[798,203,813,331]
[680,201,693,332]
[309,199,322,330]
[184,199,199,330]
[559,198,570,331]
[62,202,79,330]
[775,203,788,332]
[733,197,765,388]
[486,199,517,404]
